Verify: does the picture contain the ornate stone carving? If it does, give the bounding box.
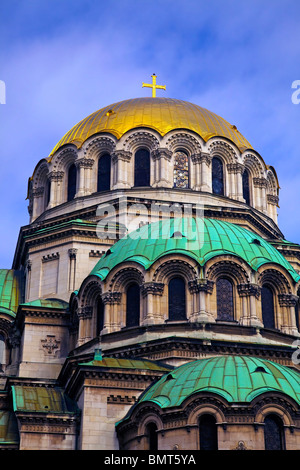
[151,148,172,161]
[75,158,94,168]
[267,194,279,205]
[188,279,214,294]
[111,150,132,163]
[238,283,261,299]
[278,293,298,307]
[32,187,44,197]
[253,177,268,188]
[227,163,244,174]
[141,282,165,297]
[42,252,60,263]
[48,170,64,181]
[77,306,93,318]
[68,248,78,259]
[101,292,122,305]
[41,335,60,355]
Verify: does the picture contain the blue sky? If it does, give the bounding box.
[1,0,300,267]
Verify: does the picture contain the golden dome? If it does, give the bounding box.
[49,97,252,157]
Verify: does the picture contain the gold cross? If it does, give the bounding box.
[142,74,166,97]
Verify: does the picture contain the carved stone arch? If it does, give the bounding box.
[78,276,102,308]
[185,396,227,427]
[164,131,203,155]
[138,410,164,436]
[207,139,239,164]
[108,265,145,292]
[205,257,251,284]
[49,146,78,172]
[266,168,279,196]
[122,130,160,153]
[152,257,198,284]
[83,135,116,161]
[258,267,292,294]
[242,152,265,178]
[254,397,296,428]
[69,292,79,333]
[32,159,50,189]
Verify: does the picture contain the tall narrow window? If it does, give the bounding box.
[173,151,189,188]
[97,154,111,192]
[242,168,250,205]
[67,163,77,201]
[264,414,285,450]
[134,149,150,187]
[212,157,224,195]
[96,297,104,335]
[45,179,51,208]
[296,300,299,331]
[145,422,158,451]
[261,285,275,329]
[168,277,186,321]
[126,283,140,327]
[199,414,218,450]
[216,277,234,321]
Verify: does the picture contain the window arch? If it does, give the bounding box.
[67,163,77,201]
[173,150,189,189]
[126,283,140,327]
[168,277,186,321]
[212,157,224,195]
[145,422,158,450]
[216,277,234,321]
[199,414,218,450]
[134,149,150,187]
[261,285,275,329]
[242,168,251,205]
[97,154,111,192]
[264,414,285,450]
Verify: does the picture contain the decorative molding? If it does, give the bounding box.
[227,163,244,174]
[75,158,94,168]
[141,282,165,297]
[48,170,64,181]
[68,248,78,259]
[188,279,214,294]
[111,150,132,163]
[253,177,268,188]
[41,335,60,355]
[77,306,93,318]
[101,292,122,305]
[42,252,60,263]
[89,250,106,258]
[151,148,172,161]
[238,283,261,299]
[278,293,298,307]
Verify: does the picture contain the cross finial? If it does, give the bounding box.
[142,74,166,97]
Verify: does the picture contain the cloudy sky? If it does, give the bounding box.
[1,0,300,268]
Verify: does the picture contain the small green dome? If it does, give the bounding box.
[136,355,300,408]
[91,218,299,282]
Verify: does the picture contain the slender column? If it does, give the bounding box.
[227,163,244,201]
[48,171,64,208]
[199,152,212,192]
[188,279,215,323]
[278,294,300,336]
[191,153,201,190]
[101,292,122,332]
[77,306,93,346]
[267,194,279,223]
[31,187,44,220]
[141,282,165,325]
[151,148,172,188]
[68,249,78,292]
[253,177,268,213]
[111,151,132,189]
[237,283,263,327]
[75,158,94,197]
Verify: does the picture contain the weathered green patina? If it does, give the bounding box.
[120,355,300,420]
[20,298,69,310]
[0,269,24,318]
[90,217,299,282]
[11,386,79,415]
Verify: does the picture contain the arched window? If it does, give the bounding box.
[173,151,189,188]
[264,414,285,450]
[96,297,104,335]
[67,163,77,201]
[212,157,224,195]
[97,154,111,192]
[126,283,140,328]
[145,422,158,450]
[242,168,250,205]
[199,414,218,450]
[134,149,150,187]
[261,285,275,329]
[168,277,186,321]
[45,179,51,208]
[216,277,234,321]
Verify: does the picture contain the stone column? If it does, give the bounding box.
[75,158,94,197]
[68,249,78,292]
[141,282,165,325]
[77,306,93,346]
[111,151,132,189]
[151,148,173,188]
[48,171,64,208]
[278,294,299,336]
[191,153,201,190]
[101,292,122,332]
[188,279,215,323]
[253,177,268,213]
[31,187,44,220]
[237,283,263,327]
[199,152,212,192]
[267,194,279,224]
[227,163,244,201]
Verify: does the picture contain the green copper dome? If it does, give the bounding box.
[129,355,300,409]
[91,218,299,282]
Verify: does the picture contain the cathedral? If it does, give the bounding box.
[1,75,300,450]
